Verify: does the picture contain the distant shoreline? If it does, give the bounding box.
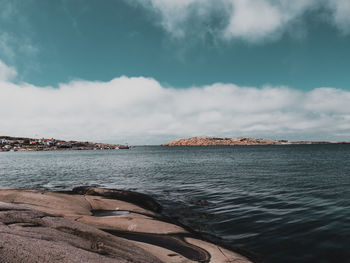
[0,136,130,152]
[162,136,350,146]
[2,135,349,151]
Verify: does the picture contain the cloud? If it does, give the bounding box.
[328,0,350,34]
[0,33,13,60]
[0,60,349,144]
[129,0,350,42]
[0,60,17,81]
[0,0,38,62]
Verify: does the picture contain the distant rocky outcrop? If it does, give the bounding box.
[162,136,350,146]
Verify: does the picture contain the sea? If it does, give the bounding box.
[1,145,349,263]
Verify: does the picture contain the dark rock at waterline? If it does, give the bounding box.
[72,186,162,213]
[104,229,211,262]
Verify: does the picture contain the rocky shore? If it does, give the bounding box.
[0,187,253,263]
[162,136,350,146]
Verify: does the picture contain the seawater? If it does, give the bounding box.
[1,145,349,263]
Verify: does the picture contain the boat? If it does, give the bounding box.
[117,145,131,149]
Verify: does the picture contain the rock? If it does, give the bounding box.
[0,202,161,263]
[161,136,349,146]
[162,136,282,146]
[72,186,162,213]
[0,188,254,263]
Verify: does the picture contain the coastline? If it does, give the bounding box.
[162,136,350,146]
[0,136,130,152]
[0,186,256,263]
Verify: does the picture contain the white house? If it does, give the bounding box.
[0,139,9,145]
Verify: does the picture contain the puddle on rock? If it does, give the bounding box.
[92,210,130,217]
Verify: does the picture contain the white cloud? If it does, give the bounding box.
[222,0,317,42]
[328,0,350,34]
[0,33,15,59]
[0,60,349,144]
[130,0,350,42]
[0,60,17,81]
[0,0,38,62]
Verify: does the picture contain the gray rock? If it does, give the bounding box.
[0,202,162,263]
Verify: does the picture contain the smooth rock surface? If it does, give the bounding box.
[0,188,253,263]
[0,202,161,263]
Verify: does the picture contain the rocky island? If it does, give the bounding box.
[0,136,130,152]
[162,136,350,146]
[0,187,253,263]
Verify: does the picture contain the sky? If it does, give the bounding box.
[1,0,350,144]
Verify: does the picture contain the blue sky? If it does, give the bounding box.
[1,0,350,144]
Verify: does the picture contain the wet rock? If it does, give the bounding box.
[72,186,162,213]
